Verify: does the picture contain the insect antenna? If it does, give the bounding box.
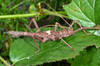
[40,1,71,27]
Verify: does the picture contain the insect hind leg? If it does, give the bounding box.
[70,20,91,35]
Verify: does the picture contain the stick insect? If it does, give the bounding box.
[8,2,100,54]
[8,18,100,54]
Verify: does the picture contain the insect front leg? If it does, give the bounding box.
[26,18,40,32]
[32,36,40,54]
[70,20,91,35]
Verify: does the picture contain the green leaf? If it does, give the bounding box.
[89,30,100,37]
[10,27,100,66]
[63,0,100,27]
[68,46,100,66]
[9,0,28,12]
[0,62,4,66]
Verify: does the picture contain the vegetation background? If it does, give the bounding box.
[0,0,100,66]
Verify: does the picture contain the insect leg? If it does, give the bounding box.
[54,22,65,31]
[70,20,91,35]
[59,37,75,51]
[26,18,40,32]
[32,36,40,54]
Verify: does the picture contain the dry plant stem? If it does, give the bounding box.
[0,56,11,66]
